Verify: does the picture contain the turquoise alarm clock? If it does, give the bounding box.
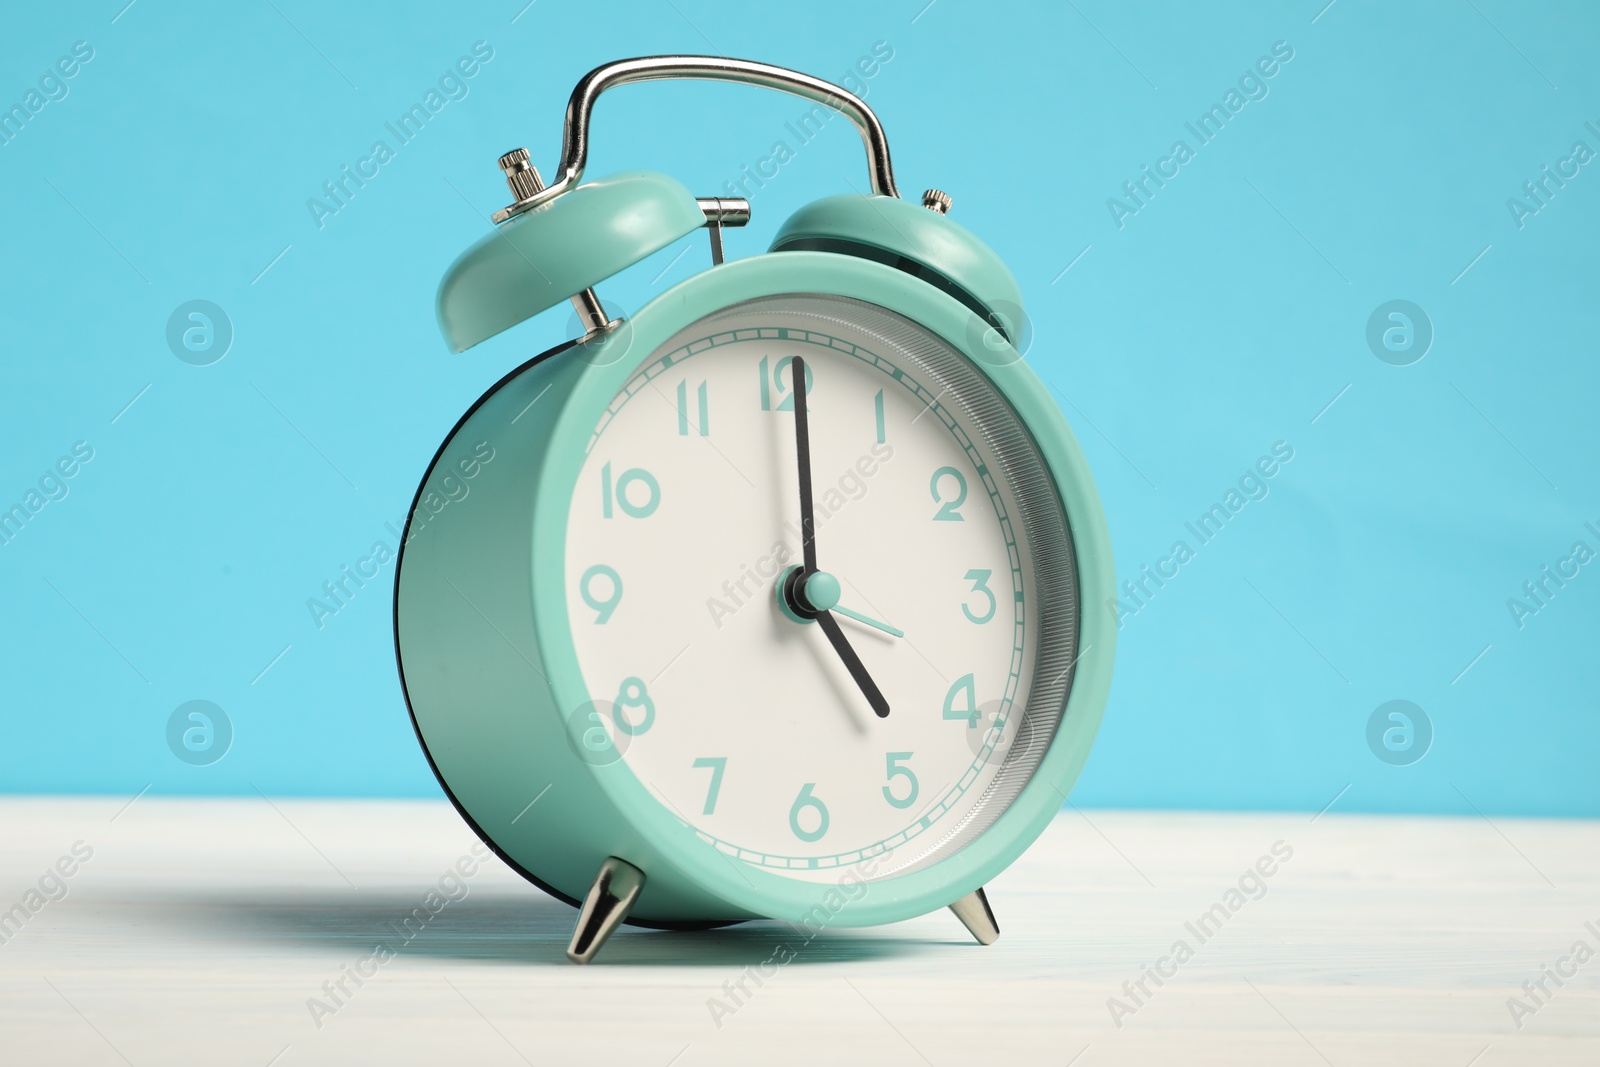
[394,56,1115,963]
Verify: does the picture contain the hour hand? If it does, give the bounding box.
[815,611,890,718]
[780,566,891,718]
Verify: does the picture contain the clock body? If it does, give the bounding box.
[394,249,1115,927]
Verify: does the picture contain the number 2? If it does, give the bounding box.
[931,467,967,521]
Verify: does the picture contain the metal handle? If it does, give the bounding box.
[493,55,899,222]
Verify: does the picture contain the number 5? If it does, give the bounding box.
[882,752,919,809]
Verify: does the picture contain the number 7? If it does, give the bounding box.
[692,756,727,815]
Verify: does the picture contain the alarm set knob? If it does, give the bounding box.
[495,149,617,338]
[497,147,543,203]
[921,188,953,214]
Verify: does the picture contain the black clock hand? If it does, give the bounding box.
[815,610,890,717]
[792,356,819,574]
[789,356,890,718]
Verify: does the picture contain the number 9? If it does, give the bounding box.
[580,564,623,624]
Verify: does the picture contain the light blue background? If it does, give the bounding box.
[2,0,1595,816]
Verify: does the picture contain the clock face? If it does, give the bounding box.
[562,294,1079,884]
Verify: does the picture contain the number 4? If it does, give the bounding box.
[943,674,979,726]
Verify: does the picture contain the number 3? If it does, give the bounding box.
[962,568,996,624]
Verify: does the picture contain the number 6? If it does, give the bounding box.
[788,783,829,842]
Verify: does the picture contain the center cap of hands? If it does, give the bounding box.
[799,569,841,612]
[777,565,840,620]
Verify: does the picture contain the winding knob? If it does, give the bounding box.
[921,188,953,215]
[498,148,545,201]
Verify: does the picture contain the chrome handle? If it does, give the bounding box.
[492,55,899,222]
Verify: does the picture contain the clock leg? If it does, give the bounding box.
[566,856,646,964]
[948,887,1000,946]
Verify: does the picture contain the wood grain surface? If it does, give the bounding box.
[0,797,1594,1065]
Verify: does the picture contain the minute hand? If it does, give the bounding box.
[789,356,890,718]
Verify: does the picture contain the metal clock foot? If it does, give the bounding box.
[949,887,999,946]
[567,856,646,964]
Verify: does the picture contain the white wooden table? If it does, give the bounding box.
[1,797,1594,1065]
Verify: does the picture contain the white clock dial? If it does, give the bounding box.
[563,295,1079,883]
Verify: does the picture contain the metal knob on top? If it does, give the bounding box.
[499,148,545,202]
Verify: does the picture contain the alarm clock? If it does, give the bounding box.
[394,56,1114,963]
